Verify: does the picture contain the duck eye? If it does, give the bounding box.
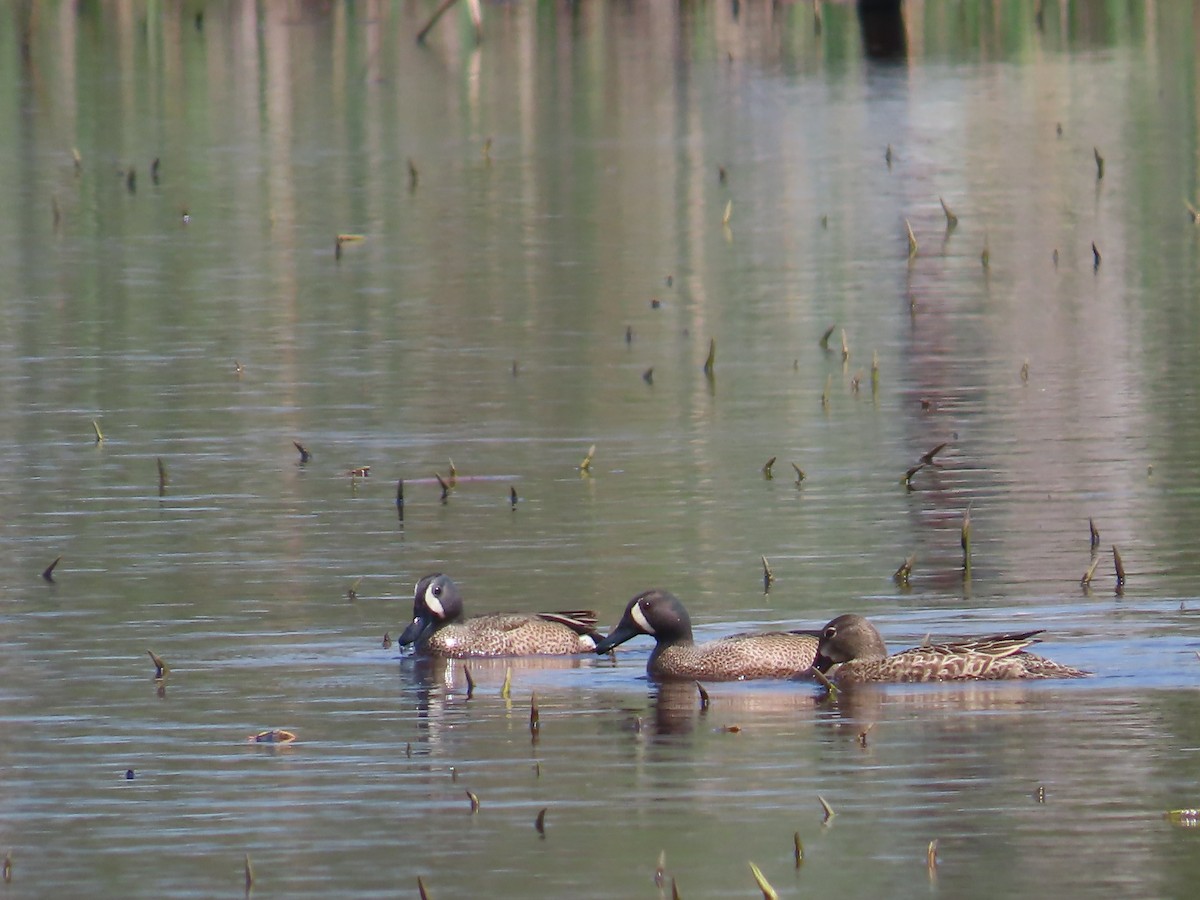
[432,584,442,597]
[823,625,837,639]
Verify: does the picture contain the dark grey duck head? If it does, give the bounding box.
[398,573,464,648]
[814,613,888,671]
[593,589,693,654]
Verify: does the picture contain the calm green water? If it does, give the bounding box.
[4,1,1200,897]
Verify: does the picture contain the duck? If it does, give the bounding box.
[593,589,820,681]
[813,614,1090,683]
[397,573,599,658]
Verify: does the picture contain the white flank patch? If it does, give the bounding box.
[580,635,597,651]
[423,583,445,618]
[630,602,655,635]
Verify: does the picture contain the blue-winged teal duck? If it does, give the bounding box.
[814,614,1090,683]
[593,589,820,681]
[398,574,600,657]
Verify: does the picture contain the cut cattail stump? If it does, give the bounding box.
[818,795,836,825]
[157,457,168,496]
[1089,518,1100,549]
[466,790,480,813]
[939,196,958,229]
[292,441,311,463]
[1081,555,1101,588]
[894,554,915,586]
[819,324,836,351]
[463,665,475,698]
[840,328,850,363]
[1092,242,1102,271]
[696,681,710,711]
[509,486,518,510]
[927,839,939,877]
[762,457,776,479]
[396,479,405,521]
[749,862,779,900]
[794,832,803,867]
[858,725,873,747]
[92,420,104,444]
[148,650,169,680]
[244,854,254,890]
[791,464,806,485]
[42,556,62,583]
[1094,147,1104,180]
[905,219,918,258]
[435,472,450,503]
[761,556,774,590]
[1113,546,1126,589]
[703,338,716,376]
[530,693,540,740]
[535,808,547,837]
[579,444,595,473]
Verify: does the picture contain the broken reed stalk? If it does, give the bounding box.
[530,693,540,739]
[840,328,849,363]
[761,556,774,588]
[791,463,806,485]
[703,338,716,375]
[92,420,104,444]
[1089,518,1100,549]
[939,196,958,228]
[42,556,62,583]
[396,479,405,521]
[762,457,776,479]
[818,795,836,824]
[1113,546,1126,587]
[579,444,595,473]
[961,506,972,573]
[509,486,518,509]
[148,650,169,680]
[927,839,939,876]
[293,441,311,463]
[1080,555,1101,587]
[1094,147,1104,180]
[819,325,836,351]
[447,458,457,486]
[415,0,463,43]
[244,854,254,889]
[655,850,666,889]
[417,876,430,899]
[535,808,547,836]
[871,350,880,395]
[463,665,475,698]
[722,199,732,227]
[500,667,512,699]
[435,472,450,502]
[1092,242,1102,270]
[905,218,918,258]
[695,681,710,711]
[821,374,831,410]
[793,832,803,867]
[893,554,915,585]
[157,457,168,495]
[466,790,480,813]
[749,862,779,900]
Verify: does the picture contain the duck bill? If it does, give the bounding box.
[398,613,437,648]
[593,618,642,655]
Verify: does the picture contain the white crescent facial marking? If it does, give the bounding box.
[423,582,445,619]
[630,601,655,635]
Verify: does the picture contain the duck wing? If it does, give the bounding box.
[536,610,600,634]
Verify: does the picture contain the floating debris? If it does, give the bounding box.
[761,555,774,590]
[466,790,480,813]
[703,338,716,375]
[720,724,741,734]
[1035,785,1046,803]
[819,324,836,351]
[939,196,958,229]
[762,457,776,479]
[535,807,547,836]
[509,486,518,510]
[1089,518,1100,549]
[1094,147,1104,180]
[791,463,806,485]
[579,445,596,473]
[382,632,392,649]
[1113,546,1126,588]
[893,554,915,585]
[148,650,170,680]
[92,419,104,444]
[347,466,370,478]
[818,795,836,824]
[42,556,62,583]
[905,218,918,258]
[696,681,710,711]
[247,730,296,744]
[749,861,779,900]
[293,441,312,463]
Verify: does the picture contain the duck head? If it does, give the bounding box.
[814,614,888,670]
[398,573,464,648]
[594,589,693,654]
